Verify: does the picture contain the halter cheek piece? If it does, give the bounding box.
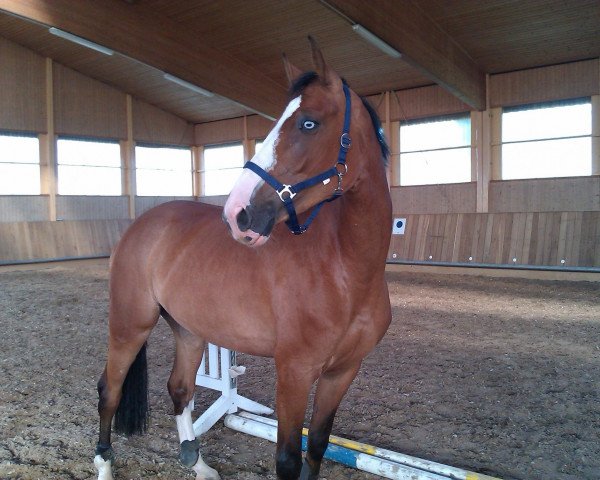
[243,83,352,235]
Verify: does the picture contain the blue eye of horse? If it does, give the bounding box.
[302,120,317,130]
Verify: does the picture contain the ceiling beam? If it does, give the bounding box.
[325,0,486,111]
[0,0,288,119]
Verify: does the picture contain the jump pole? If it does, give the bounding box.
[225,412,501,480]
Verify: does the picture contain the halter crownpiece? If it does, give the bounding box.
[244,83,352,235]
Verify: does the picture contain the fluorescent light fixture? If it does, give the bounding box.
[49,27,114,56]
[163,73,214,98]
[352,24,401,59]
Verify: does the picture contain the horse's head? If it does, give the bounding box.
[223,37,364,247]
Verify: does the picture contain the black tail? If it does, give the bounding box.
[114,343,149,435]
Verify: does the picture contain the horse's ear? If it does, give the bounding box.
[308,36,339,86]
[282,53,303,87]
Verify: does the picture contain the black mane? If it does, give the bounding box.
[288,72,389,165]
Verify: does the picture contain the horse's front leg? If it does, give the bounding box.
[300,361,362,480]
[274,358,319,480]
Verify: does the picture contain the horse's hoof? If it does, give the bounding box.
[193,463,221,480]
[180,438,201,467]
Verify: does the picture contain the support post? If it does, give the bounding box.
[195,146,206,197]
[193,345,273,436]
[40,58,57,221]
[592,94,599,175]
[121,95,136,219]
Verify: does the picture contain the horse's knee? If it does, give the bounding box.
[276,447,303,480]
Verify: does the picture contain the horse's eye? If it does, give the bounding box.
[301,120,318,131]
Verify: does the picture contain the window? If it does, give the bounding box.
[57,138,121,195]
[400,115,471,186]
[203,144,244,196]
[135,145,192,196]
[0,133,40,194]
[502,99,592,180]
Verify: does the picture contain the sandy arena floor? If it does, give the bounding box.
[0,259,598,480]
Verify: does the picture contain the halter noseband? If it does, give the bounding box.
[243,83,352,235]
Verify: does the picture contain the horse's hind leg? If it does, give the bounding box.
[95,292,160,479]
[300,362,362,480]
[163,312,220,480]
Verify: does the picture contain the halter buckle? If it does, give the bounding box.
[277,184,296,202]
[340,132,352,150]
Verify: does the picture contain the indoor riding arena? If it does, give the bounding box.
[1,2,599,480]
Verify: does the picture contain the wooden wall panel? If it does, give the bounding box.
[198,195,228,207]
[366,84,471,122]
[135,196,196,217]
[0,37,46,133]
[195,117,244,146]
[0,219,131,262]
[0,196,49,222]
[489,177,600,213]
[388,212,600,268]
[489,59,599,108]
[390,183,477,214]
[247,115,273,140]
[56,196,129,221]
[53,63,127,139]
[132,99,194,146]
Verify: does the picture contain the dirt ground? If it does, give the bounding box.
[0,259,599,480]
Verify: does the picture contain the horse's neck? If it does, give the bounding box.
[335,155,392,270]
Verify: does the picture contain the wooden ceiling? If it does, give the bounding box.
[0,0,598,124]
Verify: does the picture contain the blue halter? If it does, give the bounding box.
[243,83,352,235]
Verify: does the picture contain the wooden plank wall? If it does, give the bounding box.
[0,219,131,262]
[489,177,600,212]
[366,84,471,122]
[56,196,129,220]
[53,63,127,139]
[0,196,49,222]
[132,99,194,145]
[0,37,46,133]
[391,183,477,214]
[389,212,600,268]
[489,59,599,108]
[135,196,196,217]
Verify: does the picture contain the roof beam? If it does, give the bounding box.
[0,0,288,119]
[325,0,486,111]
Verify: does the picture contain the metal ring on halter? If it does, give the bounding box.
[340,132,352,150]
[277,184,296,202]
[335,162,348,177]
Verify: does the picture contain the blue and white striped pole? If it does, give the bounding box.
[224,412,501,480]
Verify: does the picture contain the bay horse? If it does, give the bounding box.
[94,37,392,480]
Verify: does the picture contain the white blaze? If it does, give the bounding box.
[252,95,301,171]
[223,96,302,243]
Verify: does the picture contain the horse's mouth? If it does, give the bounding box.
[241,231,269,248]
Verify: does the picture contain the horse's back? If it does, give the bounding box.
[110,200,225,280]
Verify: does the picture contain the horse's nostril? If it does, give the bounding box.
[236,208,251,231]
